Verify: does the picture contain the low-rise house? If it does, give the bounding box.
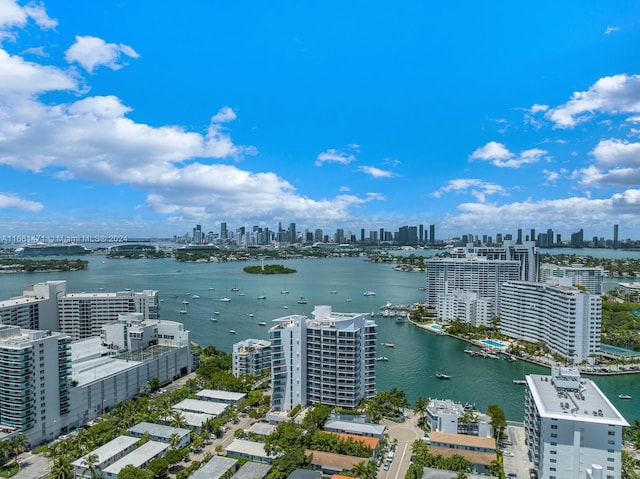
[128,422,190,449]
[195,389,246,405]
[231,461,271,479]
[306,450,366,475]
[225,439,279,463]
[102,440,169,479]
[327,432,380,459]
[72,436,139,479]
[190,456,238,479]
[427,431,496,475]
[323,415,386,438]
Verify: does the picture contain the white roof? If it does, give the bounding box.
[173,398,228,416]
[72,436,139,468]
[526,374,629,426]
[103,441,168,475]
[196,389,246,403]
[225,439,277,460]
[128,422,190,440]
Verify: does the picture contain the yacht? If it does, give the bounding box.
[363,291,376,296]
[383,342,395,348]
[297,297,307,304]
[179,308,187,314]
[213,311,220,315]
[210,317,217,322]
[258,322,267,326]
[513,379,527,385]
[219,297,231,302]
[229,330,236,334]
[345,298,352,302]
[248,313,254,318]
[257,295,266,300]
[281,290,289,294]
[435,372,451,380]
[376,356,389,361]
[182,300,189,304]
[191,294,200,299]
[207,287,215,291]
[330,290,338,294]
[619,394,632,400]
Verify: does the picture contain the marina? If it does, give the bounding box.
[0,252,638,422]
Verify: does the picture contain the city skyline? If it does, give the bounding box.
[1,1,640,238]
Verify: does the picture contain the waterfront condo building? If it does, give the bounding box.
[500,279,601,363]
[525,367,628,479]
[436,290,492,327]
[232,338,272,377]
[0,325,72,445]
[269,305,376,412]
[539,263,605,295]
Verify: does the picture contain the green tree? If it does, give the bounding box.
[350,460,377,479]
[622,449,640,479]
[49,458,73,479]
[81,454,100,479]
[486,404,507,441]
[147,457,169,478]
[117,465,154,479]
[626,419,640,449]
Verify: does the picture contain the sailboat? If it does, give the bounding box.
[231,280,239,292]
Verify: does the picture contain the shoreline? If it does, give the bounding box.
[407,315,640,377]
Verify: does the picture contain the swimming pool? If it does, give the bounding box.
[481,339,507,349]
[430,324,443,331]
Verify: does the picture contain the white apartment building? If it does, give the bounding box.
[0,325,72,445]
[436,290,492,326]
[59,288,158,340]
[0,281,159,340]
[449,241,539,281]
[269,305,377,412]
[425,399,493,437]
[539,263,605,294]
[525,367,628,479]
[500,279,601,363]
[232,338,272,377]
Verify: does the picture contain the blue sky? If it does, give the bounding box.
[1,1,640,241]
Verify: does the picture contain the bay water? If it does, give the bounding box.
[1,251,638,423]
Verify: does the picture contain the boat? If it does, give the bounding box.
[464,349,480,356]
[191,294,200,299]
[376,356,389,361]
[619,394,632,400]
[281,290,289,294]
[229,330,236,334]
[15,243,92,256]
[383,342,395,348]
[231,282,239,292]
[213,311,220,315]
[248,313,254,318]
[160,299,164,302]
[435,372,451,380]
[179,308,187,314]
[297,297,307,304]
[283,305,289,309]
[219,297,231,302]
[330,290,338,294]
[238,292,245,296]
[258,322,267,326]
[182,300,189,304]
[513,379,527,385]
[345,298,352,302]
[257,295,266,299]
[207,287,215,291]
[363,291,377,296]
[210,317,217,322]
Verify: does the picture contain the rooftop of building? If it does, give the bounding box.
[128,421,190,439]
[195,389,246,403]
[102,440,168,474]
[247,422,277,436]
[428,431,495,450]
[232,461,272,479]
[173,398,228,416]
[190,456,237,479]
[72,435,139,467]
[323,417,386,437]
[526,368,629,426]
[328,432,379,450]
[0,295,42,308]
[226,439,277,459]
[305,449,365,470]
[427,445,496,467]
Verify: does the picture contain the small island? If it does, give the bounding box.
[0,258,89,273]
[243,264,296,274]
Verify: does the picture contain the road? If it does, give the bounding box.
[379,411,424,479]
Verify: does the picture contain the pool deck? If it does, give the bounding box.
[408,314,640,376]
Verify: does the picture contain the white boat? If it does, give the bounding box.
[330,290,338,294]
[281,290,289,294]
[283,305,289,309]
[179,309,187,314]
[248,313,254,318]
[182,300,189,304]
[363,291,376,296]
[257,295,266,299]
[219,297,231,302]
[258,322,267,326]
[229,329,236,334]
[383,342,395,348]
[191,294,200,299]
[376,356,389,361]
[435,372,451,380]
[238,293,245,296]
[207,287,215,291]
[513,379,527,385]
[619,394,632,400]
[210,317,217,322]
[297,297,307,304]
[213,311,220,315]
[345,298,352,302]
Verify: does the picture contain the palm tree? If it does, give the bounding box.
[169,411,187,429]
[50,458,73,479]
[350,460,376,479]
[168,433,181,449]
[625,419,640,449]
[82,453,100,479]
[10,434,29,457]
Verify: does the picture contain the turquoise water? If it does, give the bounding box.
[482,339,508,349]
[0,254,639,423]
[430,324,443,331]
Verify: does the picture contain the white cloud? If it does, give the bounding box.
[64,35,140,73]
[626,116,640,124]
[0,0,57,31]
[0,49,77,95]
[432,178,507,202]
[357,165,395,178]
[591,139,640,168]
[605,26,619,35]
[0,192,43,211]
[315,148,355,166]
[469,141,547,168]
[543,170,560,182]
[442,190,640,235]
[576,139,640,187]
[211,106,237,123]
[546,74,640,128]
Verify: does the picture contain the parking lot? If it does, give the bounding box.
[502,425,534,479]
